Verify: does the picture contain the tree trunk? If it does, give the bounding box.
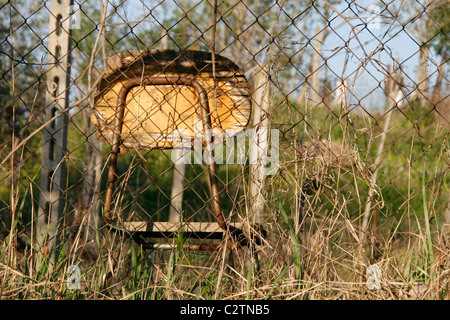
[161,28,187,223]
[431,51,446,102]
[416,23,429,105]
[310,27,327,105]
[67,107,102,265]
[431,51,448,123]
[296,26,328,107]
[169,149,186,222]
[334,79,348,108]
[360,67,403,241]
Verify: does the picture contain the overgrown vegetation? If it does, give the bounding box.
[0,0,448,300]
[0,97,448,300]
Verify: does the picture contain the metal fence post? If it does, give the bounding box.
[36,0,72,268]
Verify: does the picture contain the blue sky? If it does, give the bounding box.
[112,0,440,110]
[48,0,441,114]
[321,0,441,109]
[7,0,440,112]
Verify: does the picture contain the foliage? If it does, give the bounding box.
[426,0,449,56]
[0,0,448,301]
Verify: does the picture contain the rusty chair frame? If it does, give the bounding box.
[102,75,251,250]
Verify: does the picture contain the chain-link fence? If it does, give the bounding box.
[0,0,448,299]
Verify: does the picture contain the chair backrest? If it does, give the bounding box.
[92,50,251,151]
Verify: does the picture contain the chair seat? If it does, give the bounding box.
[92,49,251,151]
[123,221,244,240]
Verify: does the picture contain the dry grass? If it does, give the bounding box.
[1,164,448,300]
[1,105,449,300]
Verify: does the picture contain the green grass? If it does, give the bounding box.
[0,100,448,300]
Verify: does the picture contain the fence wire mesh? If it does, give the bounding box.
[0,0,448,299]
